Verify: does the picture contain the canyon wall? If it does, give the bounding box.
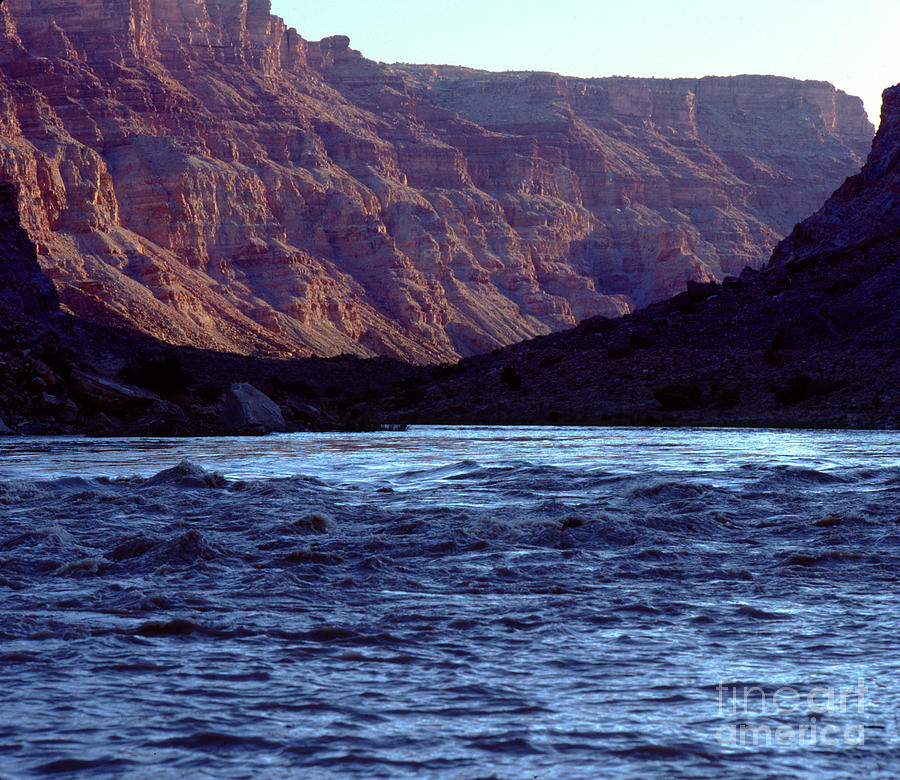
[0,0,873,362]
[0,182,58,316]
[382,84,900,428]
[771,84,900,267]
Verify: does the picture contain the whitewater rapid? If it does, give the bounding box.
[2,427,900,778]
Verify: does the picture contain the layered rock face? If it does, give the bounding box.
[383,84,900,428]
[0,182,58,315]
[0,0,873,363]
[771,84,900,266]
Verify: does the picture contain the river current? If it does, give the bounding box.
[2,426,900,778]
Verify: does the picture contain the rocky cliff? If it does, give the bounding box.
[0,176,420,436]
[380,84,900,428]
[0,182,58,315]
[0,0,873,363]
[770,84,900,267]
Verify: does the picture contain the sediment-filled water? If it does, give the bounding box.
[2,426,900,778]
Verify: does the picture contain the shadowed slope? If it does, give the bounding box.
[381,85,900,428]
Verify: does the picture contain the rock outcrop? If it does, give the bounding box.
[0,0,873,363]
[770,84,900,267]
[0,182,58,315]
[69,368,157,412]
[0,155,414,436]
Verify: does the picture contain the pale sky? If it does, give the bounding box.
[271,0,898,125]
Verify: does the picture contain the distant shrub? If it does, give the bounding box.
[38,343,74,378]
[771,373,848,405]
[628,332,653,349]
[402,382,426,404]
[194,384,225,404]
[714,386,741,409]
[276,379,317,397]
[339,402,382,431]
[772,374,813,404]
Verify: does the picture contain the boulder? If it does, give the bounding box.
[58,399,79,424]
[686,280,718,301]
[739,266,761,284]
[70,369,158,413]
[129,400,190,436]
[86,413,120,436]
[284,399,337,429]
[38,392,60,411]
[221,383,286,434]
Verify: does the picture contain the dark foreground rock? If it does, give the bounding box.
[221,383,287,435]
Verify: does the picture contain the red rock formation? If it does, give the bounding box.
[0,0,873,363]
[382,84,900,429]
[0,183,58,315]
[771,84,900,267]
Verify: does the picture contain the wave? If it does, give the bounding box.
[141,460,229,489]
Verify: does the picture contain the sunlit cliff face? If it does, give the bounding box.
[0,0,873,363]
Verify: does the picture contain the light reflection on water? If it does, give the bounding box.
[2,426,900,778]
[2,426,898,482]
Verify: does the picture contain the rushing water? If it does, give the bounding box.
[2,426,900,778]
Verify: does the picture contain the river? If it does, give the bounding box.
[2,427,899,778]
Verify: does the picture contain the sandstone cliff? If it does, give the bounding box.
[0,0,873,363]
[770,84,900,267]
[380,84,900,428]
[0,177,420,436]
[0,182,58,315]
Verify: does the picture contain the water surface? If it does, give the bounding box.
[2,427,899,777]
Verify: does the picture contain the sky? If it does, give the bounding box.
[271,0,898,125]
